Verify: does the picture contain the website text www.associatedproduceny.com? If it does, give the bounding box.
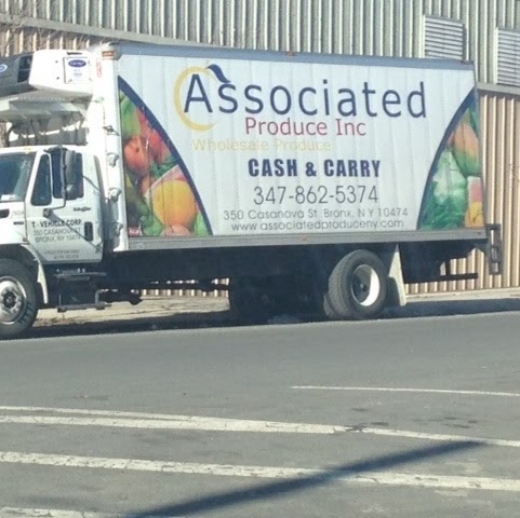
[230,218,405,233]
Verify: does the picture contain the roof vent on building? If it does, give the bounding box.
[424,16,466,60]
[496,28,520,87]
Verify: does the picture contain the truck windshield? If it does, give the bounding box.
[0,153,35,202]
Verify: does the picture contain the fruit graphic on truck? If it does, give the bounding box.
[119,80,210,238]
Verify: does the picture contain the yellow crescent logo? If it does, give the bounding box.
[174,67,216,132]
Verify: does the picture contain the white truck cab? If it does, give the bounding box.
[0,146,105,334]
[0,50,117,337]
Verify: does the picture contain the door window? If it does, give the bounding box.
[30,153,85,206]
[53,152,85,200]
[31,155,52,207]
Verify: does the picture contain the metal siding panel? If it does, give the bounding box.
[7,1,492,64]
[494,96,508,287]
[421,0,520,84]
[497,29,520,87]
[321,0,332,54]
[511,98,520,287]
[504,97,519,287]
[0,24,106,55]
[478,93,518,291]
[424,16,465,60]
[363,0,374,55]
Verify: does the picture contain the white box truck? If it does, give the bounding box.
[0,43,502,338]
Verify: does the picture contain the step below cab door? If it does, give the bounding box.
[25,149,104,264]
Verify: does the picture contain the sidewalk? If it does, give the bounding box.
[35,288,520,329]
[35,296,229,327]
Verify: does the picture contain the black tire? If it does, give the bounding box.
[327,250,388,320]
[323,292,339,320]
[0,259,39,339]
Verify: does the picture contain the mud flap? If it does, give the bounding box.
[383,245,407,308]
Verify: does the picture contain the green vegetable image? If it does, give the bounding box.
[469,105,480,135]
[124,172,147,217]
[420,150,468,230]
[193,212,209,237]
[124,170,164,236]
[120,93,142,141]
[139,212,165,237]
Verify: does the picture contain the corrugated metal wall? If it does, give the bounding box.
[0,26,101,56]
[2,0,520,82]
[1,1,520,296]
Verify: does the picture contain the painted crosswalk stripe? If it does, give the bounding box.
[292,385,520,397]
[0,407,519,448]
[0,414,345,435]
[1,451,520,492]
[0,405,347,433]
[0,508,184,518]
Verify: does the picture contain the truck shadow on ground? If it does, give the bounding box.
[125,440,481,517]
[27,296,520,340]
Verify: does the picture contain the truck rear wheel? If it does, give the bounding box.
[323,292,339,320]
[0,259,39,339]
[327,250,388,320]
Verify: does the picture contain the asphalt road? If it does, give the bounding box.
[0,311,519,517]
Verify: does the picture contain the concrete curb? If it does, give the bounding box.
[33,288,520,329]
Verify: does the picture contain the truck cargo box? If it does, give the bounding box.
[114,43,487,251]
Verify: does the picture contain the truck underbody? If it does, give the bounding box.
[37,235,499,317]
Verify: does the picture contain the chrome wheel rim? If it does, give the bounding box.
[350,265,381,307]
[0,276,27,325]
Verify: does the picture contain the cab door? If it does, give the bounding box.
[25,150,103,264]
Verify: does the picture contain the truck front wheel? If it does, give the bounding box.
[0,259,39,339]
[326,250,388,320]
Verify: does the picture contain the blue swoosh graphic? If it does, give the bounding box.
[206,64,231,84]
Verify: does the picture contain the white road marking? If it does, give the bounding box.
[0,508,183,518]
[0,406,519,448]
[357,427,520,448]
[292,385,520,398]
[0,414,345,434]
[0,405,345,428]
[1,451,520,492]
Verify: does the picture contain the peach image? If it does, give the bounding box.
[148,129,171,163]
[124,136,152,177]
[468,177,483,204]
[152,178,198,229]
[147,166,187,194]
[163,224,192,236]
[465,202,484,228]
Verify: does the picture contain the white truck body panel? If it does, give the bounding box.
[106,44,485,251]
